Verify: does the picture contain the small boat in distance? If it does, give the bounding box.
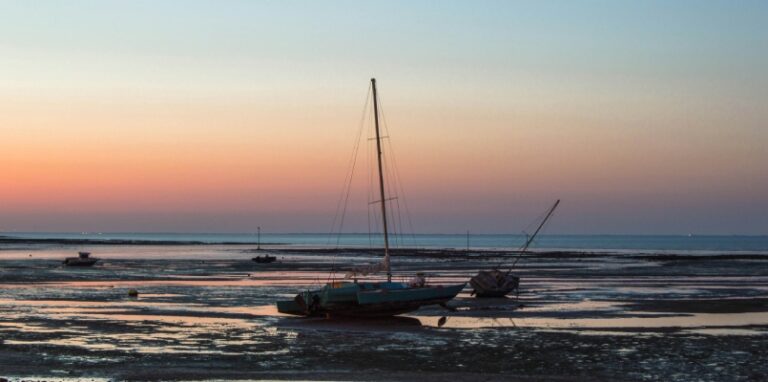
[277,79,466,317]
[470,199,560,298]
[63,251,99,267]
[252,255,276,263]
[250,226,275,262]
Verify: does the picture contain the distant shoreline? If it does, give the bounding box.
[3,233,768,252]
[0,235,269,246]
[1,235,767,260]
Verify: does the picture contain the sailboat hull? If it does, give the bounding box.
[63,258,99,267]
[357,283,465,305]
[276,299,315,316]
[469,270,519,298]
[276,282,466,317]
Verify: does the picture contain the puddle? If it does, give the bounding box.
[2,246,767,377]
[522,299,620,312]
[0,298,206,308]
[414,311,768,330]
[1,378,111,382]
[684,328,768,336]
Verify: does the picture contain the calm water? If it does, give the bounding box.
[2,232,768,252]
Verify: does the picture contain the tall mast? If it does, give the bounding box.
[371,78,392,282]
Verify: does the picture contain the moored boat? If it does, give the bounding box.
[470,269,520,298]
[278,281,465,317]
[63,251,99,267]
[470,200,560,298]
[276,79,465,317]
[252,255,276,263]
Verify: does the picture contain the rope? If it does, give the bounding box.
[366,119,374,248]
[326,84,371,282]
[379,94,418,248]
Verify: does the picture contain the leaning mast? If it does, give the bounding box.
[509,199,560,271]
[371,78,392,282]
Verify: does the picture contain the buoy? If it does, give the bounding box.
[127,289,139,297]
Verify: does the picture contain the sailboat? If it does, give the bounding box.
[252,226,276,263]
[470,199,560,298]
[276,78,466,317]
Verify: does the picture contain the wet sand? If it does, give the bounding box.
[1,244,767,381]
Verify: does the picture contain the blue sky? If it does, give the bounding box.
[1,1,767,234]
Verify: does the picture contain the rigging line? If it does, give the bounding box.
[335,132,366,250]
[335,121,365,248]
[509,199,560,270]
[376,93,404,249]
[327,83,371,281]
[378,98,418,248]
[380,143,398,248]
[367,119,381,249]
[365,116,373,248]
[369,125,384,251]
[367,114,378,249]
[524,207,551,236]
[371,201,381,248]
[334,85,371,245]
[383,138,406,249]
[508,207,551,263]
[528,205,558,248]
[528,219,553,250]
[392,160,418,248]
[388,195,401,248]
[328,84,371,243]
[387,156,404,249]
[394,197,406,248]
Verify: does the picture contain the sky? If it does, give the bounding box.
[1,0,767,234]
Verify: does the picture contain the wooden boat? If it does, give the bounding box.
[63,251,99,267]
[277,79,466,317]
[252,255,276,263]
[470,200,559,298]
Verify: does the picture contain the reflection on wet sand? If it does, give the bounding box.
[9,297,766,333]
[415,312,768,330]
[1,245,768,380]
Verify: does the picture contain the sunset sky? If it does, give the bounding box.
[1,1,767,234]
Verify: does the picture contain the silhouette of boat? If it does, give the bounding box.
[470,200,560,298]
[63,251,99,267]
[277,79,465,317]
[252,255,276,263]
[470,269,520,298]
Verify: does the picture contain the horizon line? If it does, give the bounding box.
[1,231,766,237]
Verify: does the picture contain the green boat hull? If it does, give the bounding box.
[277,281,465,317]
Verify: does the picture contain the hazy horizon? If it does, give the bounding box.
[2,1,767,235]
[2,230,768,237]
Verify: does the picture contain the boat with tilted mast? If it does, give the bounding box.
[470,199,560,298]
[276,78,466,317]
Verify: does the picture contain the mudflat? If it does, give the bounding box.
[1,244,767,381]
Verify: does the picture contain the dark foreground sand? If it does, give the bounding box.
[1,244,767,381]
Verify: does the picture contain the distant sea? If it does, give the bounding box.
[2,232,768,252]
